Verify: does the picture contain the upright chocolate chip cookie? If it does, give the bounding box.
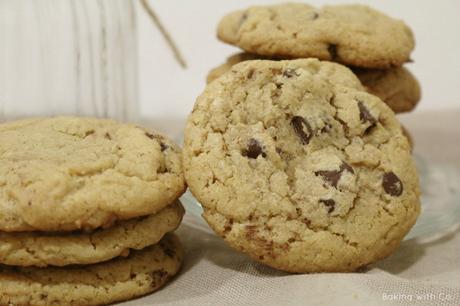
[207,53,421,114]
[184,59,420,273]
[217,3,414,68]
[0,117,186,232]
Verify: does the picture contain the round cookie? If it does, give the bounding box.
[207,53,261,84]
[0,234,182,306]
[217,3,414,68]
[207,53,421,113]
[0,200,184,267]
[352,67,421,113]
[184,59,420,273]
[0,117,186,232]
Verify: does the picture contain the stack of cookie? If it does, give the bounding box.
[184,3,421,273]
[208,3,421,146]
[0,117,186,305]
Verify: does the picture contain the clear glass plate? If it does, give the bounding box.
[180,154,460,240]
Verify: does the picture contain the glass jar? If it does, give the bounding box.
[0,0,138,121]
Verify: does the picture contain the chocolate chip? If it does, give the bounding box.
[315,163,354,188]
[295,207,302,216]
[243,138,266,159]
[291,116,313,145]
[159,270,168,277]
[148,270,169,287]
[224,224,232,233]
[357,101,377,125]
[341,162,355,174]
[247,68,255,79]
[145,132,168,151]
[159,143,168,152]
[328,44,338,60]
[335,116,350,134]
[315,169,342,188]
[84,130,95,137]
[320,122,332,133]
[163,248,175,258]
[272,82,283,99]
[382,172,403,196]
[150,269,168,282]
[319,199,336,213]
[364,125,376,135]
[311,12,319,20]
[223,218,234,234]
[104,132,112,140]
[283,68,299,78]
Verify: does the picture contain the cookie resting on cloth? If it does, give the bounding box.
[184,58,420,273]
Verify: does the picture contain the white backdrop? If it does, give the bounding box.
[138,0,460,120]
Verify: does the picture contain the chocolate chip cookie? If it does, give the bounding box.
[0,234,183,306]
[353,67,421,113]
[184,59,420,273]
[218,3,414,68]
[207,53,421,113]
[0,117,186,232]
[207,53,262,84]
[0,201,184,267]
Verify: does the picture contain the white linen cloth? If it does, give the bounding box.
[124,111,460,306]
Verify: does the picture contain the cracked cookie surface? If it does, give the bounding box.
[218,3,414,68]
[207,53,421,114]
[0,200,184,267]
[0,233,183,306]
[184,59,420,273]
[0,117,186,232]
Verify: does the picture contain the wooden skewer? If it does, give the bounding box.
[140,0,187,69]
